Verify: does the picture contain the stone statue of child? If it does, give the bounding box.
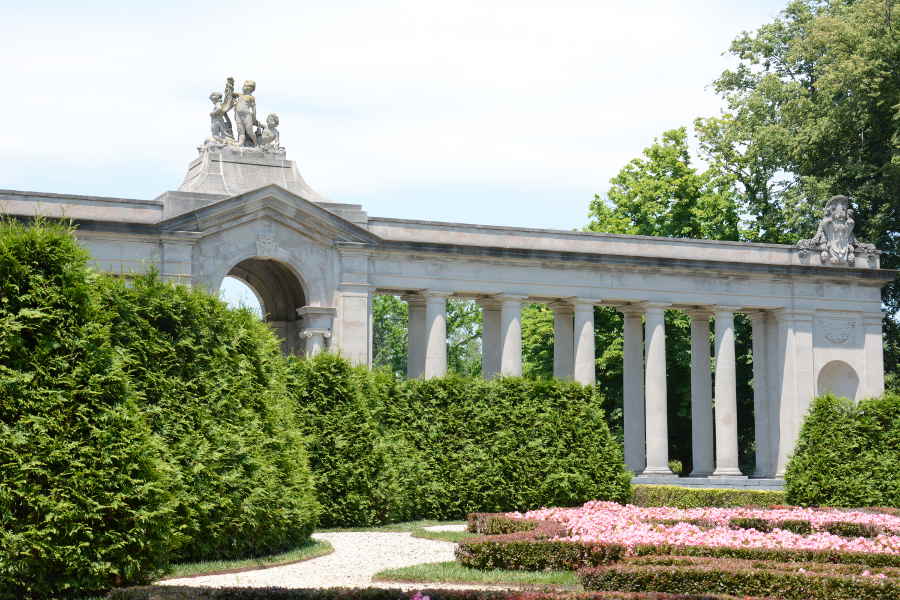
[259,113,281,151]
[233,80,258,147]
[208,77,235,142]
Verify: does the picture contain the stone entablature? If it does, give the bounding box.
[2,82,894,482]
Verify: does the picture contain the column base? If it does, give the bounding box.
[710,468,747,478]
[635,468,677,477]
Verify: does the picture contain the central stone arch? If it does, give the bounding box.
[226,257,308,354]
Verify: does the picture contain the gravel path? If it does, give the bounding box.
[160,531,481,590]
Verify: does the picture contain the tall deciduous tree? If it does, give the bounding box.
[700,0,899,374]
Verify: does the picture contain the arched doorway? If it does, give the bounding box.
[222,258,308,355]
[817,360,860,401]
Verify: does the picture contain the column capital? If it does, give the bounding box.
[494,293,529,304]
[476,296,502,310]
[401,292,426,305]
[299,328,332,340]
[423,290,453,302]
[619,303,645,317]
[684,308,714,320]
[712,305,743,314]
[774,308,815,322]
[565,297,602,311]
[548,300,575,314]
[644,302,671,314]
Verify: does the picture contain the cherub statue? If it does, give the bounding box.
[797,195,876,266]
[259,113,282,152]
[208,77,235,143]
[233,80,258,147]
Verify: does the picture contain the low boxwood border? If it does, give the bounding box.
[579,562,898,600]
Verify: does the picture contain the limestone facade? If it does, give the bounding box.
[2,147,893,480]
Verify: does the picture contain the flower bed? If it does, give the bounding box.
[513,501,900,559]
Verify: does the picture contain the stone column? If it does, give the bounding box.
[712,307,744,477]
[478,298,502,379]
[640,303,674,476]
[551,302,575,380]
[498,295,527,376]
[573,299,596,385]
[748,311,772,478]
[424,291,451,378]
[300,329,331,356]
[297,306,337,358]
[687,309,714,477]
[621,305,646,474]
[404,294,426,378]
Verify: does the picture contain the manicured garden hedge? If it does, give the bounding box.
[786,393,900,508]
[110,587,755,600]
[287,356,632,525]
[0,220,318,596]
[580,560,899,600]
[631,485,785,508]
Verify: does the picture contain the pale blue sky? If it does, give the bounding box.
[4,0,788,236]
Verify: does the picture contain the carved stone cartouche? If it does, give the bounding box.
[797,195,877,266]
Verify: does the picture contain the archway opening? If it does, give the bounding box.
[817,360,860,401]
[220,258,308,355]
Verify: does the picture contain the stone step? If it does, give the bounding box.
[632,475,785,491]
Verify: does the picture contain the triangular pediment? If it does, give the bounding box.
[158,184,381,246]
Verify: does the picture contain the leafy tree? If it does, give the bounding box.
[701,0,899,374]
[372,294,408,376]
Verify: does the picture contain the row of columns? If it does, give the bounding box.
[401,291,768,478]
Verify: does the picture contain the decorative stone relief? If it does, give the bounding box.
[203,77,285,155]
[818,318,856,345]
[256,222,277,257]
[797,195,877,266]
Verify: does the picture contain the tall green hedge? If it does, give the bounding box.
[0,220,319,596]
[288,356,632,525]
[99,274,320,561]
[0,220,176,597]
[786,393,900,507]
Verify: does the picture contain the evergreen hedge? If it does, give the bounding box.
[786,393,900,508]
[287,358,632,525]
[0,220,319,596]
[99,273,320,561]
[0,220,176,597]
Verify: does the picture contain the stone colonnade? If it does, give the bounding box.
[400,292,789,479]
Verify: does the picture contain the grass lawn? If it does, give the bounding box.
[410,527,478,543]
[374,560,581,588]
[159,538,333,579]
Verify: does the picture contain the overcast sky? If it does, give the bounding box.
[3,0,788,236]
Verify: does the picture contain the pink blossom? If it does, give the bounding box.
[509,501,900,556]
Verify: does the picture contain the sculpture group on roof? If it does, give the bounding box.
[206,77,282,153]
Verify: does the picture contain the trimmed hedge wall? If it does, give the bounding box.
[287,357,632,525]
[0,220,176,597]
[786,393,900,508]
[110,587,756,600]
[99,273,320,561]
[580,561,899,600]
[631,485,785,508]
[0,221,319,596]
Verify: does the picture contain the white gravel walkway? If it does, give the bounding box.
[160,530,487,590]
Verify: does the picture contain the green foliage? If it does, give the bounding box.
[630,484,785,509]
[98,274,320,562]
[110,586,753,600]
[0,219,176,597]
[703,0,900,376]
[382,375,633,519]
[287,358,631,525]
[785,393,900,508]
[586,128,740,241]
[580,559,900,600]
[372,294,408,376]
[285,354,394,527]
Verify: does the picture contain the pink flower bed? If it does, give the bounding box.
[511,501,900,556]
